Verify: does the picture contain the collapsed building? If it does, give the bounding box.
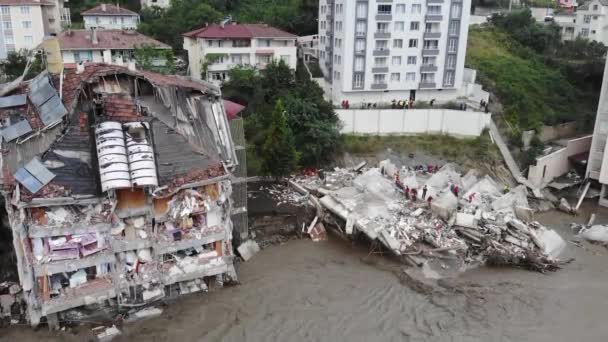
[0,63,242,327]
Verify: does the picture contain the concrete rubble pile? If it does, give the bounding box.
[290,161,567,273]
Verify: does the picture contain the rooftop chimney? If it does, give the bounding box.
[101,3,106,11]
[127,60,136,71]
[76,61,85,74]
[220,15,232,29]
[91,28,98,45]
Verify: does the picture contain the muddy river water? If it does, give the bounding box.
[3,202,608,342]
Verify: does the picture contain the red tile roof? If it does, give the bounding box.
[58,30,170,50]
[183,23,297,39]
[0,0,54,5]
[81,4,138,16]
[223,100,245,121]
[103,94,141,122]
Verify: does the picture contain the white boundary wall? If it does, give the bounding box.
[337,109,492,137]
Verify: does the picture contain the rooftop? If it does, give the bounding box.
[81,4,138,16]
[183,23,297,39]
[57,30,171,51]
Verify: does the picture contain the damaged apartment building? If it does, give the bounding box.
[0,63,244,327]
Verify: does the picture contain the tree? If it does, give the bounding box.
[260,59,295,103]
[134,44,175,73]
[260,100,299,178]
[0,50,44,82]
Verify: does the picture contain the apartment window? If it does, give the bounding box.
[281,55,291,65]
[584,15,591,24]
[320,21,325,30]
[1,6,9,15]
[592,30,597,34]
[20,6,29,15]
[206,40,223,48]
[355,57,365,71]
[377,22,389,33]
[407,56,417,65]
[74,50,92,63]
[392,56,402,65]
[354,74,363,88]
[377,5,392,15]
[428,6,441,15]
[261,39,271,47]
[395,21,405,32]
[448,38,458,52]
[451,4,462,19]
[336,21,343,32]
[334,71,341,80]
[581,28,590,37]
[406,72,416,81]
[408,39,418,48]
[334,38,342,48]
[231,55,242,64]
[410,21,420,31]
[356,21,366,36]
[24,35,33,46]
[594,16,598,20]
[373,74,386,84]
[374,57,387,66]
[422,56,436,66]
[411,4,421,14]
[391,73,401,82]
[22,21,31,29]
[321,5,325,14]
[446,54,456,69]
[393,39,403,48]
[356,2,368,18]
[444,71,455,86]
[211,72,227,81]
[594,4,599,10]
[320,36,326,44]
[449,21,460,35]
[337,4,343,14]
[4,36,13,44]
[3,21,11,29]
[111,17,118,24]
[355,39,366,53]
[396,4,406,13]
[421,73,434,82]
[423,40,438,49]
[376,40,388,50]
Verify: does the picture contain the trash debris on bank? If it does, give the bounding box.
[283,161,568,273]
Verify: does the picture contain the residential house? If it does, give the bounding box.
[298,34,319,62]
[183,22,297,85]
[573,0,608,44]
[559,0,578,11]
[140,0,171,9]
[82,3,139,30]
[318,0,472,104]
[0,63,240,326]
[56,29,171,68]
[0,0,70,59]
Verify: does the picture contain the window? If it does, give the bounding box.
[422,56,436,66]
[584,15,592,24]
[356,2,368,18]
[3,21,11,29]
[378,5,392,15]
[355,57,365,71]
[391,73,400,82]
[448,38,457,52]
[356,21,366,36]
[392,56,402,66]
[421,73,434,82]
[411,4,421,14]
[592,30,597,34]
[446,55,456,69]
[581,28,590,37]
[24,35,33,46]
[22,21,31,29]
[395,21,405,32]
[74,50,92,63]
[451,4,462,19]
[408,39,418,48]
[376,40,388,50]
[4,36,13,44]
[355,39,366,53]
[594,16,598,20]
[111,17,118,24]
[334,71,340,80]
[410,21,420,30]
[396,4,406,13]
[423,40,438,49]
[354,74,363,88]
[449,21,460,35]
[280,55,290,65]
[393,39,403,48]
[336,21,343,32]
[406,72,416,81]
[373,74,386,84]
[334,38,342,48]
[594,4,599,10]
[444,71,455,86]
[428,5,441,15]
[211,72,227,81]
[407,56,417,65]
[374,57,387,66]
[20,6,29,15]
[1,6,9,15]
[262,39,271,47]
[231,55,243,64]
[320,36,326,44]
[377,22,389,33]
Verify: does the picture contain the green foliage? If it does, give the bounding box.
[490,9,562,54]
[134,44,175,73]
[521,136,545,167]
[0,50,44,82]
[260,100,299,178]
[200,53,226,80]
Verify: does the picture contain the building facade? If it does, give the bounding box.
[82,3,139,30]
[183,23,297,85]
[0,0,68,59]
[55,29,170,68]
[140,0,171,9]
[586,56,608,206]
[318,0,471,105]
[572,0,608,44]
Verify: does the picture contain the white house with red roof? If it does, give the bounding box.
[183,22,297,85]
[0,0,69,59]
[82,3,139,30]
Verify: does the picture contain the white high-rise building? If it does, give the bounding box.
[587,56,608,206]
[318,0,471,105]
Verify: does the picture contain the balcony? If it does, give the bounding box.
[373,49,390,56]
[377,0,393,2]
[423,31,441,39]
[371,83,388,90]
[425,15,443,22]
[354,49,366,56]
[376,13,393,21]
[325,45,332,52]
[355,31,367,37]
[427,0,443,3]
[375,31,391,39]
[422,49,440,56]
[419,82,437,89]
[371,66,389,73]
[420,65,438,72]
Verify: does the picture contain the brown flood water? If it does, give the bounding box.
[3,201,608,342]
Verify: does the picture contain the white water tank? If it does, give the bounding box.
[96,121,131,191]
[124,122,158,188]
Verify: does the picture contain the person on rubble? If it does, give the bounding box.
[503,185,510,194]
[427,196,433,208]
[422,185,427,200]
[468,193,475,203]
[411,188,417,202]
[453,185,459,197]
[405,185,410,200]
